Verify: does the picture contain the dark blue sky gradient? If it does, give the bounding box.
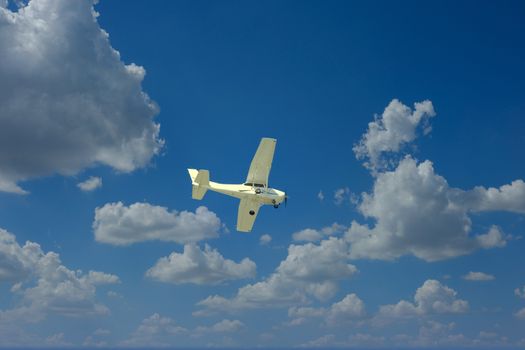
[1,0,524,346]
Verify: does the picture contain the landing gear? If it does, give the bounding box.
[273,205,279,209]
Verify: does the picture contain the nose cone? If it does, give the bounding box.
[275,189,286,203]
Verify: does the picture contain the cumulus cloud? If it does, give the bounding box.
[292,224,346,242]
[345,99,524,262]
[345,156,511,261]
[293,229,323,242]
[93,203,221,245]
[146,244,256,285]
[0,0,163,194]
[121,313,187,347]
[376,280,468,321]
[353,99,436,172]
[259,234,272,245]
[195,319,244,334]
[77,176,102,192]
[461,180,525,214]
[462,271,495,281]
[0,228,119,323]
[288,293,366,326]
[196,238,358,314]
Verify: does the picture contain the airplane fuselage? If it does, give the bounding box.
[188,137,283,232]
[206,181,286,206]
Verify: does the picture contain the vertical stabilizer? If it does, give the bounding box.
[187,168,209,200]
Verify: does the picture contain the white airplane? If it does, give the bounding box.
[188,137,287,232]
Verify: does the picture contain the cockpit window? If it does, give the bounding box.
[244,183,265,188]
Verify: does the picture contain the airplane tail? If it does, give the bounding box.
[188,168,209,200]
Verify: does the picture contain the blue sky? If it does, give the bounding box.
[1,0,525,347]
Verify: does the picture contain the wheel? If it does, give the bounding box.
[255,189,262,194]
[273,205,279,209]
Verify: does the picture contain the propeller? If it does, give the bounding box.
[284,191,288,207]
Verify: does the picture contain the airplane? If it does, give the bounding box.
[188,137,287,232]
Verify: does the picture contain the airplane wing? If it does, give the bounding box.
[237,198,261,232]
[245,138,276,187]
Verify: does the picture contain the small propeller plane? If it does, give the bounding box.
[188,137,286,232]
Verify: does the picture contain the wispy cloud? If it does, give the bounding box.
[259,234,272,245]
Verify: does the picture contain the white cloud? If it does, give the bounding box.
[353,99,436,172]
[121,313,187,347]
[462,180,525,214]
[210,319,244,332]
[0,0,163,194]
[334,187,350,205]
[0,228,119,323]
[195,319,244,334]
[0,228,37,282]
[475,226,508,249]
[462,271,495,281]
[327,293,366,324]
[146,244,256,285]
[292,229,323,242]
[394,321,461,347]
[515,308,525,320]
[345,156,510,261]
[196,237,358,314]
[318,190,324,201]
[288,293,366,326]
[93,202,221,245]
[346,99,524,262]
[45,333,72,347]
[259,234,272,245]
[377,280,468,320]
[515,286,525,299]
[77,176,102,192]
[292,224,346,242]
